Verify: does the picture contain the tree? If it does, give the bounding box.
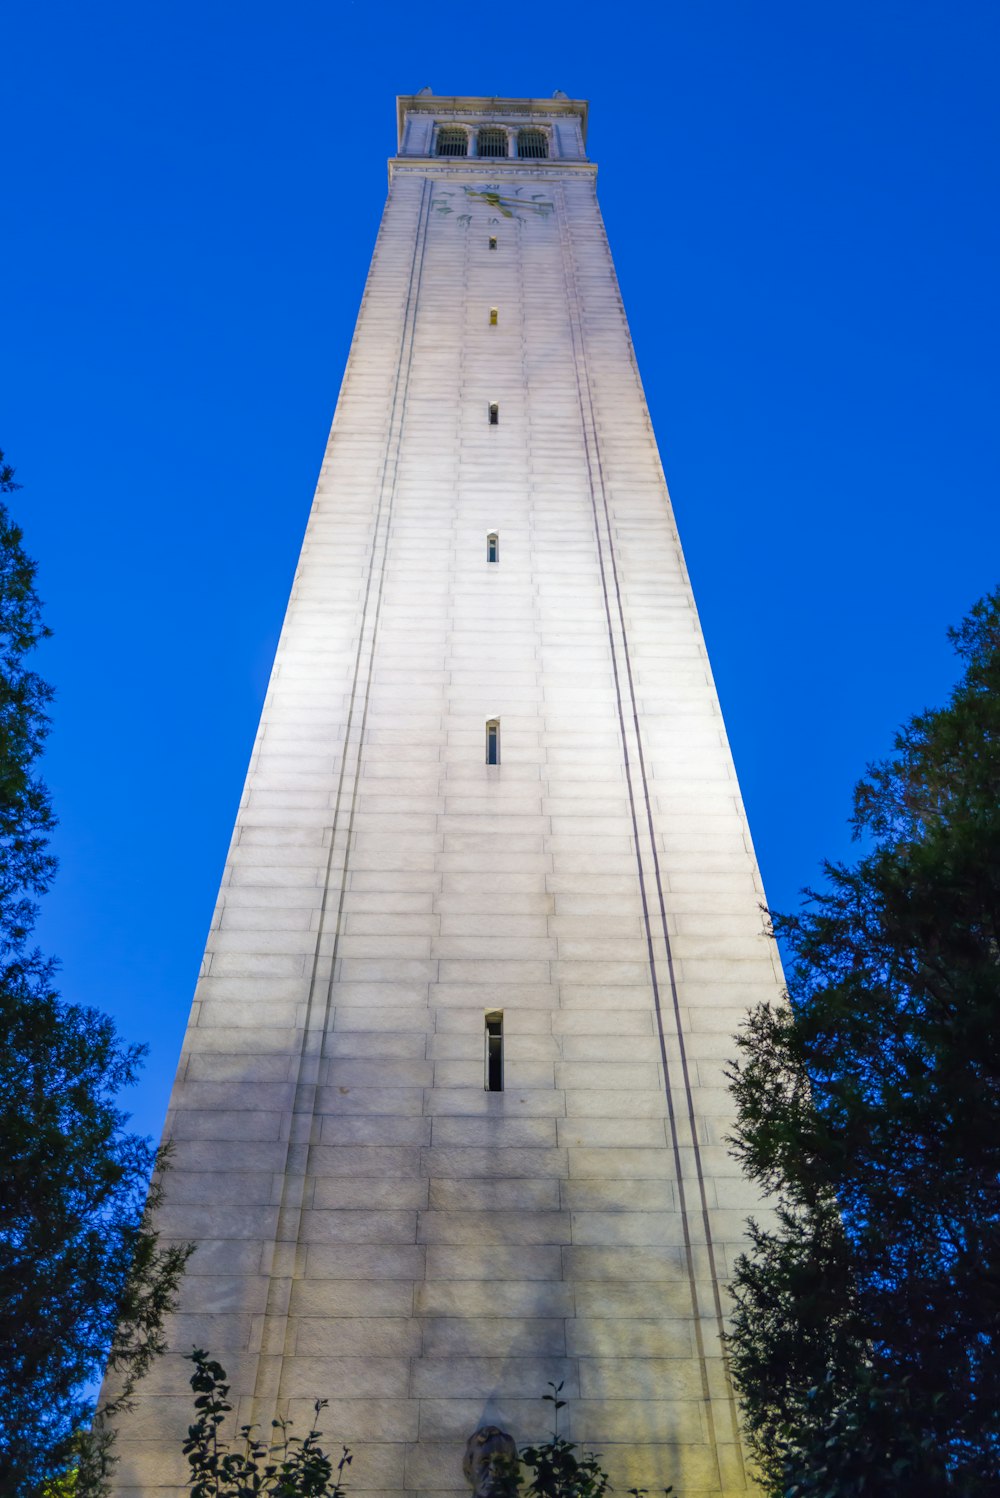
[727,589,1000,1494]
[493,1383,618,1498]
[0,450,191,1495]
[181,1365,645,1498]
[183,1351,352,1498]
[484,1382,674,1498]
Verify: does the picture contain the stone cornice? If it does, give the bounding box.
[388,159,598,185]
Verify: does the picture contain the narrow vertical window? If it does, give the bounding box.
[489,236,497,251]
[488,402,499,425]
[486,719,500,765]
[489,307,498,326]
[486,532,499,564]
[485,1011,504,1091]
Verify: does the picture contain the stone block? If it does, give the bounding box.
[168,1107,285,1140]
[425,1245,563,1281]
[556,1061,660,1091]
[325,1031,429,1060]
[288,1279,414,1317]
[319,1116,432,1146]
[431,982,558,1010]
[577,1352,707,1400]
[403,1441,468,1492]
[315,1087,425,1116]
[560,1178,676,1212]
[558,1119,668,1148]
[155,1204,279,1241]
[112,1430,192,1484]
[314,1442,406,1491]
[299,1210,418,1244]
[304,1244,425,1279]
[561,1245,690,1281]
[559,1033,662,1061]
[569,1211,689,1246]
[323,1059,434,1088]
[568,1147,676,1179]
[424,1087,564,1117]
[568,1318,695,1360]
[558,983,653,1008]
[293,1317,421,1357]
[312,1178,428,1210]
[409,1356,580,1400]
[421,1146,568,1179]
[568,1397,709,1445]
[551,1009,652,1035]
[163,1170,277,1206]
[414,1279,574,1319]
[562,1089,668,1119]
[282,1398,419,1442]
[166,1309,260,1355]
[585,1441,720,1493]
[427,1177,560,1213]
[168,1137,290,1172]
[417,1210,570,1245]
[416,1397,555,1443]
[573,1280,697,1319]
[429,1117,557,1148]
[421,1316,567,1358]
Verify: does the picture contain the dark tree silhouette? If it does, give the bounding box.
[727,589,1000,1495]
[0,450,191,1495]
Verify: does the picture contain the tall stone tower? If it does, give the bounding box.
[113,93,783,1498]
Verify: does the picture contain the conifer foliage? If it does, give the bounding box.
[0,452,191,1494]
[727,590,1000,1494]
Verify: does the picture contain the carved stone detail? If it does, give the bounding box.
[463,1426,518,1498]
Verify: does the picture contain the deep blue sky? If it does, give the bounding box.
[4,2,998,1142]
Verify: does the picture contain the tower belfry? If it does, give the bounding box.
[115,93,782,1497]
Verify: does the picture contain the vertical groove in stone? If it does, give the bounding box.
[556,180,746,1485]
[250,177,434,1419]
[554,181,728,1486]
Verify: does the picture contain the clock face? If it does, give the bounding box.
[463,185,554,219]
[431,184,554,224]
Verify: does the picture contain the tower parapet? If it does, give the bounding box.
[394,92,589,164]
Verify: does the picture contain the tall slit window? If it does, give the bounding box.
[478,127,509,159]
[436,127,468,157]
[485,1011,504,1091]
[517,129,548,159]
[486,719,500,765]
[487,532,499,564]
[488,401,499,425]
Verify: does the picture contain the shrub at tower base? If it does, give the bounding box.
[0,451,191,1496]
[181,1362,666,1498]
[726,589,1000,1495]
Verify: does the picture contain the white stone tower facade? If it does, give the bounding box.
[112,93,782,1497]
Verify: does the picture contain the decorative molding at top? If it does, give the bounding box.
[418,108,560,123]
[388,160,597,182]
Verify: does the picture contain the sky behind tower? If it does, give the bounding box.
[4,0,999,1140]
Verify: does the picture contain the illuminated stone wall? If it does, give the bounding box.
[110,93,782,1498]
